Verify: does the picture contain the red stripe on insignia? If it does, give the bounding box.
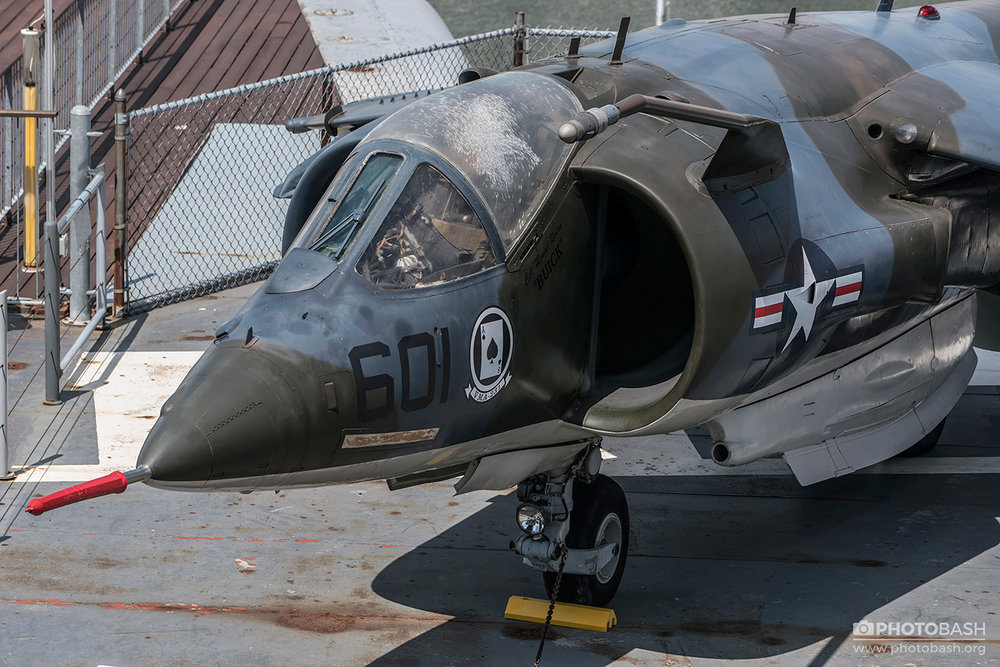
[755,303,783,318]
[835,281,861,297]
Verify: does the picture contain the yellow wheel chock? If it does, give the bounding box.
[504,595,617,632]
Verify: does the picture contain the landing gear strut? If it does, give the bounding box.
[510,440,630,607]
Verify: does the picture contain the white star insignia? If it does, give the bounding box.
[752,246,865,347]
[782,247,834,352]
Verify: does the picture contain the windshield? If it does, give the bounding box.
[361,72,582,251]
[357,163,497,289]
[306,152,403,260]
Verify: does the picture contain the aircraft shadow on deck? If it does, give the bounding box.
[369,465,1000,664]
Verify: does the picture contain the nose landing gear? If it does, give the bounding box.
[510,441,630,607]
[544,473,629,606]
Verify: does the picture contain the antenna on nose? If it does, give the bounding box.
[875,0,893,12]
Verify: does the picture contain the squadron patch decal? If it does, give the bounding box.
[466,306,513,403]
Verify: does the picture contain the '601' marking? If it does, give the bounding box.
[348,328,451,422]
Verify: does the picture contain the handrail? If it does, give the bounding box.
[56,169,104,235]
[0,289,12,480]
[44,164,107,403]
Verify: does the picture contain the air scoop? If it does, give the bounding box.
[24,466,152,516]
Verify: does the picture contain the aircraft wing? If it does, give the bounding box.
[852,60,1000,177]
[920,61,1000,171]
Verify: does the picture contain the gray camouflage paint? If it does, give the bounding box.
[137,1,1000,490]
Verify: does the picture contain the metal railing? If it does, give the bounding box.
[0,290,11,480]
[44,164,108,403]
[3,0,185,218]
[121,26,615,313]
[0,0,185,309]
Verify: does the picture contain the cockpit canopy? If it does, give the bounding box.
[361,71,582,251]
[289,71,581,291]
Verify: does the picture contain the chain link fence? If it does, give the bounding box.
[2,0,184,218]
[123,26,614,313]
[1,0,185,304]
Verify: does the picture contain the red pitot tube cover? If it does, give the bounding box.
[25,471,130,516]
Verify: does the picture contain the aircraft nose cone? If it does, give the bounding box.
[138,413,213,483]
[138,344,310,486]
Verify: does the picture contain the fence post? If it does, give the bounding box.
[75,0,84,105]
[114,89,128,317]
[137,0,145,62]
[42,0,58,403]
[0,290,13,480]
[94,164,107,330]
[513,12,526,67]
[109,0,117,89]
[43,212,60,405]
[21,29,40,270]
[1,80,9,222]
[43,0,56,288]
[69,105,91,324]
[2,73,11,217]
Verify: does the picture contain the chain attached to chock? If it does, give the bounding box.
[533,545,568,667]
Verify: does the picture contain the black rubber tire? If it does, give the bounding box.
[897,417,947,457]
[543,474,629,607]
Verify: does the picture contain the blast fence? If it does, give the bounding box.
[123,26,614,313]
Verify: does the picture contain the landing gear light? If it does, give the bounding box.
[516,503,547,537]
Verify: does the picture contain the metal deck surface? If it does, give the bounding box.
[0,285,998,666]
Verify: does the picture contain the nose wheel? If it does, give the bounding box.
[543,474,629,607]
[510,442,630,608]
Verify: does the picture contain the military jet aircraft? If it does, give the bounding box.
[27,0,1000,607]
